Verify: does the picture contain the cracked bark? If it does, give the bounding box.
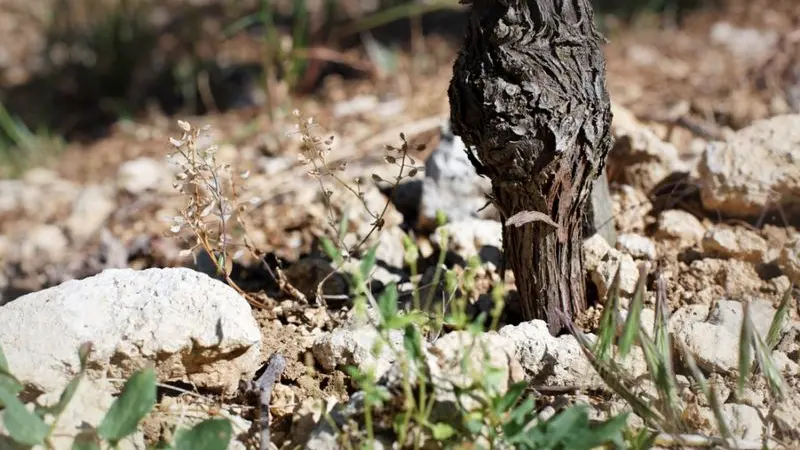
[448,0,613,335]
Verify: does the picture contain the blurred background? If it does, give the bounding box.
[0,0,796,178]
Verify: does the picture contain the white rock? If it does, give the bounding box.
[0,176,79,223]
[617,233,657,260]
[608,104,689,191]
[499,320,552,372]
[709,21,778,63]
[698,115,800,218]
[117,157,174,195]
[720,404,764,442]
[669,304,711,334]
[774,401,800,438]
[702,226,767,263]
[65,184,116,244]
[674,321,739,373]
[0,268,261,396]
[611,184,652,233]
[542,334,604,389]
[432,218,502,265]
[778,239,800,285]
[312,327,402,380]
[375,225,407,269]
[18,224,69,265]
[655,210,705,243]
[591,249,640,298]
[771,350,800,376]
[290,397,336,448]
[427,331,523,414]
[708,299,782,341]
[418,124,496,229]
[583,233,612,272]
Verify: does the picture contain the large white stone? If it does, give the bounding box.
[0,268,261,396]
[698,114,800,218]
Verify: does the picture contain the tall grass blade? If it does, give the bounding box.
[619,264,647,358]
[766,284,792,351]
[737,302,754,397]
[595,265,621,362]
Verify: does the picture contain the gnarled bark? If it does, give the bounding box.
[448,0,613,334]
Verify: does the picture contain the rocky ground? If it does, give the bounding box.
[2,0,800,449]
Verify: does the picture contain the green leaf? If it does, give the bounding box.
[0,385,49,446]
[0,375,23,406]
[0,343,23,405]
[737,303,754,396]
[337,212,349,245]
[98,368,157,444]
[0,342,9,372]
[464,413,484,434]
[542,405,588,442]
[766,284,792,350]
[752,330,788,401]
[377,283,398,325]
[503,397,536,438]
[71,429,102,450]
[41,373,83,417]
[429,422,456,441]
[677,338,709,397]
[435,209,448,227]
[570,412,628,449]
[508,397,536,424]
[172,419,232,450]
[359,245,378,280]
[493,381,527,414]
[319,237,342,265]
[77,342,94,369]
[402,324,423,364]
[619,266,647,358]
[595,266,621,361]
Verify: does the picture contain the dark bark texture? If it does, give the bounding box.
[448,0,613,334]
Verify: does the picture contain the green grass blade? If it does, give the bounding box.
[619,264,647,358]
[737,302,754,397]
[557,311,667,430]
[595,265,622,361]
[752,330,788,402]
[766,284,792,351]
[676,338,709,397]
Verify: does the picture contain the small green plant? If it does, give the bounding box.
[0,100,63,178]
[563,265,794,449]
[44,0,158,116]
[317,212,632,449]
[0,342,232,449]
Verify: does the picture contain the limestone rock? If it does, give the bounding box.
[117,157,175,195]
[312,326,402,380]
[702,226,768,263]
[418,123,496,230]
[617,233,657,260]
[65,184,116,244]
[608,104,689,192]
[779,239,800,285]
[655,209,705,244]
[698,114,800,218]
[0,267,261,396]
[432,218,502,266]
